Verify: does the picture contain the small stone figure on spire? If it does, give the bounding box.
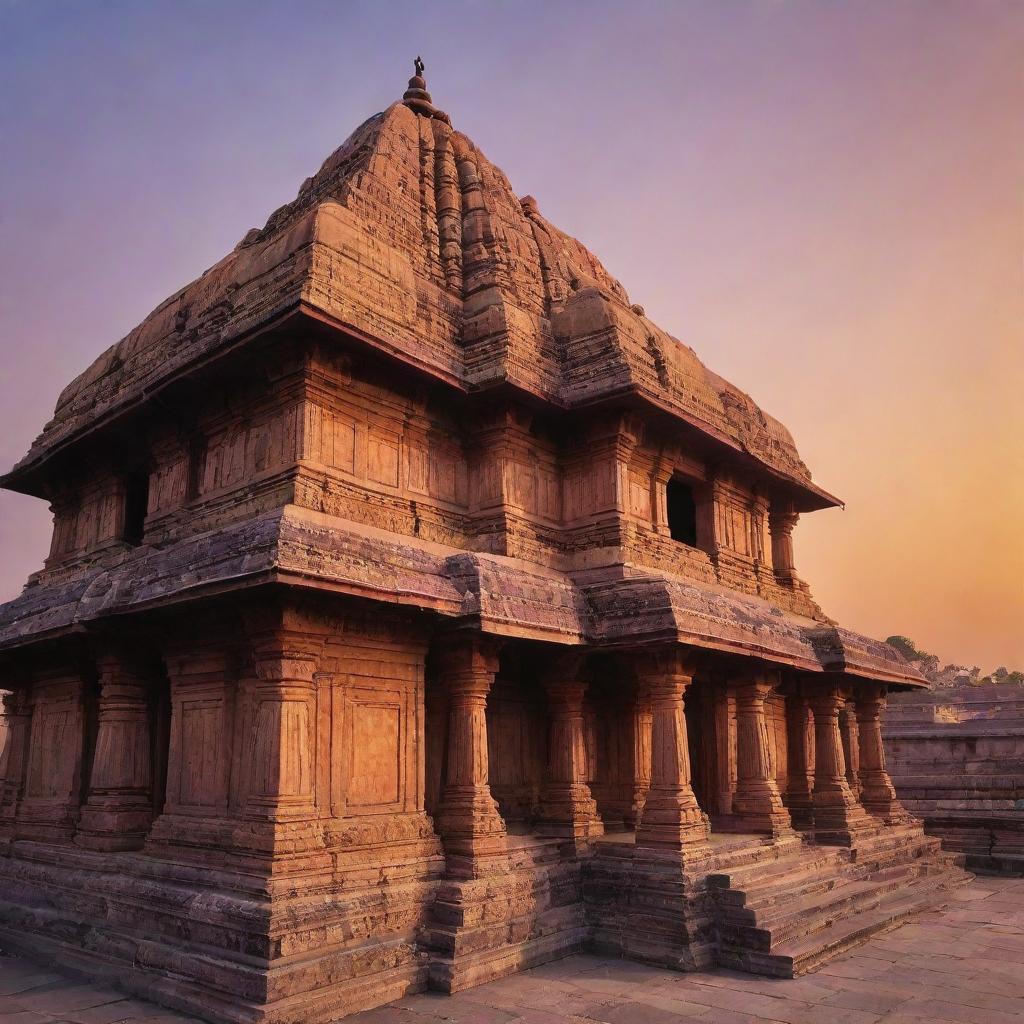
[402,55,451,124]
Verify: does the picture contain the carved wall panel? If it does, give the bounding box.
[163,653,234,818]
[322,621,426,819]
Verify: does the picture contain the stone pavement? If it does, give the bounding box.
[0,879,1022,1024]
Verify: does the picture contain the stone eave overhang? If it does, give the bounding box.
[0,507,919,691]
[2,298,840,517]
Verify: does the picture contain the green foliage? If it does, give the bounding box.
[885,636,1024,688]
[884,635,926,661]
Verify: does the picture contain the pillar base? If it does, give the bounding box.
[75,803,153,851]
[536,786,604,840]
[636,798,709,853]
[812,789,877,846]
[782,792,815,830]
[731,782,796,838]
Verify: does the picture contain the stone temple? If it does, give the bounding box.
[0,65,970,1023]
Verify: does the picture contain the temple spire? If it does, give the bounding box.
[402,56,450,124]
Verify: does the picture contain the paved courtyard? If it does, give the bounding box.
[0,879,1021,1024]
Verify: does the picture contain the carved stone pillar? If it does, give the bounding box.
[635,652,708,852]
[433,636,506,870]
[731,675,794,836]
[712,683,737,816]
[146,642,236,857]
[856,686,907,823]
[783,692,815,829]
[76,651,154,851]
[769,507,799,586]
[0,684,32,844]
[243,632,322,825]
[840,700,862,798]
[628,683,653,828]
[538,655,602,840]
[809,685,874,844]
[15,665,89,843]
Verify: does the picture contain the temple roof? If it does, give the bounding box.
[3,65,840,510]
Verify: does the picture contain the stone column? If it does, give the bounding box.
[809,685,874,844]
[783,692,815,829]
[538,655,602,840]
[627,683,653,829]
[16,665,88,843]
[146,642,236,856]
[840,700,861,797]
[242,630,322,824]
[769,507,799,586]
[856,686,907,823]
[712,683,737,816]
[731,674,794,836]
[635,652,708,852]
[76,651,154,851]
[0,684,32,847]
[433,635,506,870]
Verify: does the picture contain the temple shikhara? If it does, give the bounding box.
[0,65,970,1022]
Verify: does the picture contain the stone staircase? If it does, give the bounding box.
[708,824,971,977]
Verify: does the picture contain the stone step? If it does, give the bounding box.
[725,868,925,950]
[718,885,934,977]
[727,860,905,924]
[760,877,956,975]
[716,864,969,977]
[704,835,805,873]
[708,846,849,897]
[717,851,861,909]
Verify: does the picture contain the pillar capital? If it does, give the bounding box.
[435,633,500,691]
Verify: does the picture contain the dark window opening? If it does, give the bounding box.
[667,478,698,546]
[123,472,149,546]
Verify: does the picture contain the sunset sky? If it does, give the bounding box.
[1,1,1021,671]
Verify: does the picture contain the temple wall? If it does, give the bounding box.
[34,336,825,623]
[884,686,1024,875]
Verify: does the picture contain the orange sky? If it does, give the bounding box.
[1,1,1021,670]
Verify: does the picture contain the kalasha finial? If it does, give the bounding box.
[402,55,451,124]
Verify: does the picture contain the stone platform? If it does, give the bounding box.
[1,878,1021,1024]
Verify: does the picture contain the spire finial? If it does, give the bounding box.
[402,55,450,124]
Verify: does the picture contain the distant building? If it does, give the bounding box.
[0,65,967,1023]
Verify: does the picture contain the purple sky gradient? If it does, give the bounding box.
[1,1,1021,669]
